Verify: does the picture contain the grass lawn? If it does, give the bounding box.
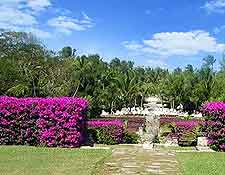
[177,152,225,175]
[0,146,111,175]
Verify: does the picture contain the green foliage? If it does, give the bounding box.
[0,30,224,117]
[159,123,176,144]
[60,46,75,58]
[178,131,198,146]
[152,135,160,143]
[6,84,29,96]
[179,115,194,120]
[96,128,116,145]
[88,128,117,145]
[178,126,200,146]
[160,123,175,137]
[123,132,140,144]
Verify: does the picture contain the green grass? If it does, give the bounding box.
[0,146,111,175]
[177,152,225,175]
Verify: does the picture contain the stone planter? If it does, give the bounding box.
[165,137,178,146]
[197,137,208,147]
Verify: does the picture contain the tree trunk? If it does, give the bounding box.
[172,100,175,111]
[110,101,114,114]
[73,82,80,97]
[32,79,36,97]
[141,95,144,108]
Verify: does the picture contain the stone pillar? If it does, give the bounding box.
[141,113,160,149]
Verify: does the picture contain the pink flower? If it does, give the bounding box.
[0,96,89,148]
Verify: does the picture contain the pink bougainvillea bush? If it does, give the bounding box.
[160,117,203,132]
[159,117,203,146]
[0,96,88,148]
[201,102,225,151]
[87,120,124,145]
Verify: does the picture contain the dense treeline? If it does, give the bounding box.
[1,31,225,117]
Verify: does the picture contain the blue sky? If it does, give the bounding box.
[1,0,225,69]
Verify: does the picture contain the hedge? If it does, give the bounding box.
[91,116,145,133]
[0,96,88,148]
[87,120,124,145]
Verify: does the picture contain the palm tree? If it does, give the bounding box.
[71,56,92,97]
[113,70,138,108]
[138,83,154,108]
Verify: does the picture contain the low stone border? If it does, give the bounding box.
[118,144,143,147]
[80,146,111,150]
[154,143,179,147]
[196,146,215,152]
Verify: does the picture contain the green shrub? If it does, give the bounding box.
[153,135,160,143]
[178,127,199,146]
[159,123,176,143]
[87,120,124,145]
[179,115,194,120]
[178,131,197,146]
[160,123,175,137]
[87,128,116,145]
[96,128,117,145]
[123,132,140,144]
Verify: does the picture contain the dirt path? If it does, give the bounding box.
[100,146,180,175]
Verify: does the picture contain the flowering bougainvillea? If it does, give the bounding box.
[160,117,203,130]
[159,117,203,145]
[0,96,88,148]
[201,102,225,151]
[87,120,124,145]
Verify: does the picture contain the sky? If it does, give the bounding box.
[1,0,225,69]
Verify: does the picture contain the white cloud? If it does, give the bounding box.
[213,25,225,34]
[0,6,37,27]
[54,8,72,16]
[82,12,92,21]
[48,16,85,34]
[27,0,51,12]
[26,27,51,38]
[123,30,225,57]
[0,0,51,12]
[0,0,53,39]
[0,0,94,38]
[122,41,144,50]
[147,58,168,68]
[202,0,225,13]
[48,13,95,34]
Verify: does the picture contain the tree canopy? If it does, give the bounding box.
[0,31,224,117]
